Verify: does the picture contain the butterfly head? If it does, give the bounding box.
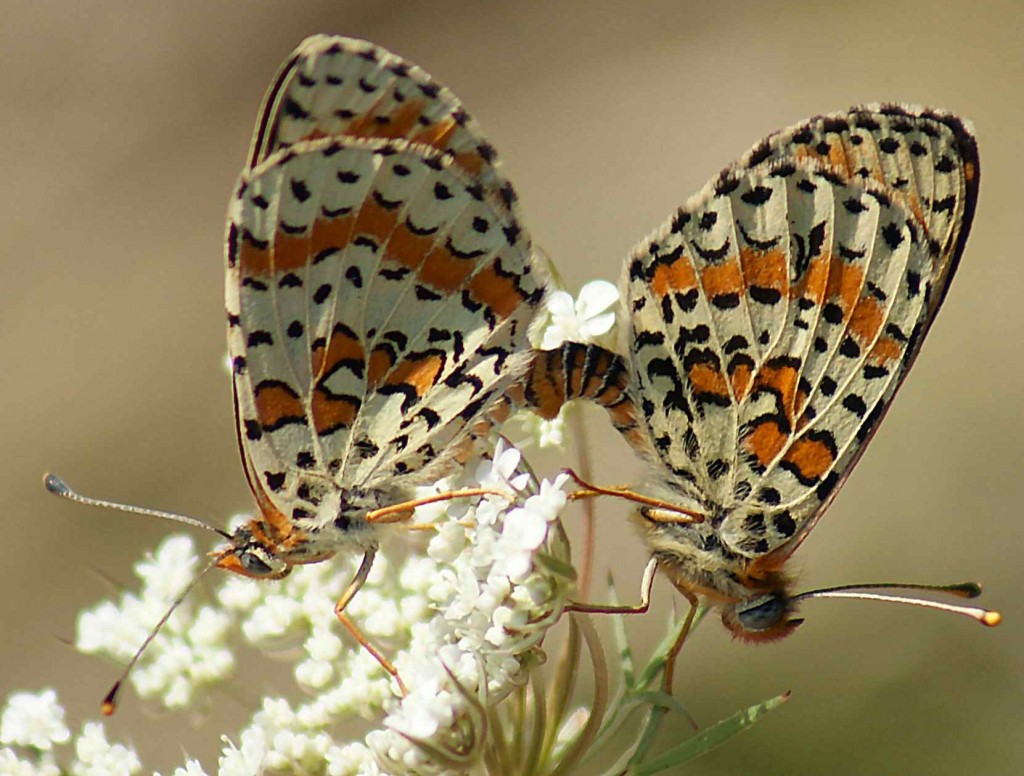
[214,521,293,580]
[720,588,804,643]
[714,557,804,642]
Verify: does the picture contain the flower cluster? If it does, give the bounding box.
[1,691,139,776]
[4,440,576,775]
[371,445,573,774]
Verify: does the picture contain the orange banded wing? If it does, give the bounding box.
[733,104,979,321]
[623,156,967,555]
[723,105,980,555]
[247,35,506,195]
[227,134,547,519]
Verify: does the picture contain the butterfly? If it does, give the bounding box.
[46,34,549,709]
[520,105,995,682]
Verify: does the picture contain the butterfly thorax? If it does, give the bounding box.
[215,485,394,580]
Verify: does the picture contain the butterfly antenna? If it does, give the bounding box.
[101,556,222,715]
[792,581,1001,627]
[44,473,231,539]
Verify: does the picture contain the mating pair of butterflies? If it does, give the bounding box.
[50,34,988,700]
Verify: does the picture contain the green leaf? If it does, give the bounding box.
[605,572,638,687]
[629,692,790,774]
[626,690,694,721]
[533,551,577,584]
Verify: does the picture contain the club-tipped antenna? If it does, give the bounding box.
[44,473,231,540]
[100,556,222,715]
[792,581,1001,627]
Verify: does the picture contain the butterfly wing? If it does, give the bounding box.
[227,39,547,526]
[624,107,976,558]
[246,35,505,192]
[724,105,979,556]
[735,104,979,323]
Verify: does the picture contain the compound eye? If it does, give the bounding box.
[736,593,788,632]
[239,550,274,577]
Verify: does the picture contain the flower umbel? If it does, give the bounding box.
[370,444,574,773]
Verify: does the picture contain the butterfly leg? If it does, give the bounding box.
[564,469,705,523]
[334,548,408,695]
[564,557,658,615]
[568,484,634,501]
[662,587,699,696]
[365,488,512,524]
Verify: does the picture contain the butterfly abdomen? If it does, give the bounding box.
[521,342,640,430]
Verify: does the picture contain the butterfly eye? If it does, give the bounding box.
[735,592,788,632]
[239,549,277,577]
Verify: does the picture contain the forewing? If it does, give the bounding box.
[735,104,979,321]
[717,106,979,557]
[624,157,965,540]
[227,136,545,519]
[246,35,505,192]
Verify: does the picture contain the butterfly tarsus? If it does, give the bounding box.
[335,548,408,696]
[565,558,697,698]
[662,589,700,697]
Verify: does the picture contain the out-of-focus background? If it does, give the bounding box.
[3,1,1021,773]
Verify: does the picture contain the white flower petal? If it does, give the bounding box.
[0,690,70,751]
[574,279,619,319]
[579,310,617,339]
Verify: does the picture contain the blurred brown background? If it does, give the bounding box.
[3,1,1021,773]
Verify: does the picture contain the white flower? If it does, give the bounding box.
[426,520,466,563]
[169,760,208,776]
[366,456,575,773]
[538,279,619,350]
[0,690,70,751]
[474,440,530,493]
[0,748,61,776]
[525,473,570,521]
[520,411,567,449]
[325,742,378,776]
[70,722,140,776]
[219,726,267,776]
[216,575,264,611]
[134,534,198,603]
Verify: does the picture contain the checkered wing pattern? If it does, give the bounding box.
[735,105,979,323]
[226,37,546,531]
[246,35,504,193]
[623,105,978,560]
